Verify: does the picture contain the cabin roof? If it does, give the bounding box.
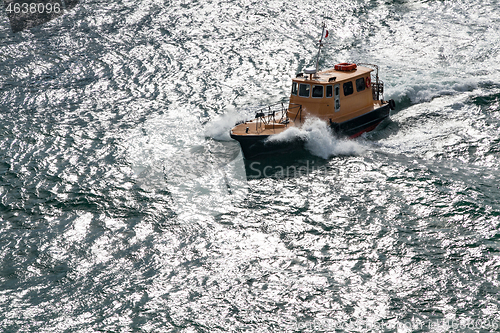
[293,65,372,84]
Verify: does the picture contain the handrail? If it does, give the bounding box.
[253,102,302,133]
[357,63,381,100]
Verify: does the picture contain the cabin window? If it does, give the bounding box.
[312,85,323,98]
[291,82,298,95]
[343,81,354,96]
[326,85,333,98]
[299,83,310,97]
[356,78,365,92]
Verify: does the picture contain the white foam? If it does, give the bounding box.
[386,78,481,105]
[268,118,365,159]
[379,91,488,157]
[204,109,248,141]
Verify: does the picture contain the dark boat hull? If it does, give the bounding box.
[231,103,391,159]
[229,133,305,160]
[330,102,391,138]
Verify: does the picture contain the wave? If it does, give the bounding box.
[386,79,480,108]
[267,118,365,159]
[204,110,248,141]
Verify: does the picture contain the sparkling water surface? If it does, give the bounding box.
[1,0,499,332]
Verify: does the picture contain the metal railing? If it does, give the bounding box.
[358,63,384,101]
[254,102,302,132]
[372,80,384,101]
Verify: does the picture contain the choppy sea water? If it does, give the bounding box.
[1,0,500,332]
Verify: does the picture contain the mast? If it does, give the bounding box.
[314,23,327,75]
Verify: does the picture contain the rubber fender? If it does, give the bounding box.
[389,99,396,110]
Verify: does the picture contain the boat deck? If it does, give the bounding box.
[231,116,298,136]
[231,100,386,137]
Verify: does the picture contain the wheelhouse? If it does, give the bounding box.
[288,65,375,121]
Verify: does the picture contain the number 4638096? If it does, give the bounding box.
[6,2,61,14]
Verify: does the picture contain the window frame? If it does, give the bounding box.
[356,77,365,92]
[326,85,333,98]
[291,82,298,96]
[343,81,354,96]
[312,85,324,98]
[298,83,310,97]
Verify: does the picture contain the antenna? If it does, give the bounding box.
[305,22,329,78]
[314,22,327,75]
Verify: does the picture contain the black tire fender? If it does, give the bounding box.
[388,99,396,110]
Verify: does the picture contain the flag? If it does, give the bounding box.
[323,29,329,38]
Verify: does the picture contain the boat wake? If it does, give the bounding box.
[126,113,248,218]
[388,79,479,108]
[267,118,365,159]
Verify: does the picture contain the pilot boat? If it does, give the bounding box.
[230,25,395,159]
